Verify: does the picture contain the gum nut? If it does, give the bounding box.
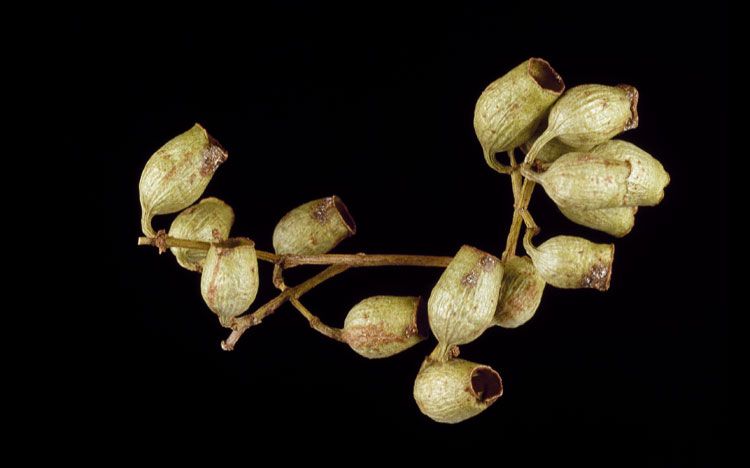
[168,197,234,271]
[140,124,227,236]
[414,358,503,424]
[272,196,356,255]
[428,245,503,346]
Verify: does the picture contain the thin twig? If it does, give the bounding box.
[221,264,349,351]
[503,149,537,260]
[138,236,450,268]
[280,253,452,268]
[289,298,344,342]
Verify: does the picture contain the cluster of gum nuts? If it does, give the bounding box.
[138,57,669,424]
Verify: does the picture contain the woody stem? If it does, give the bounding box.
[221,264,349,351]
[289,298,345,342]
[502,150,537,260]
[137,236,452,268]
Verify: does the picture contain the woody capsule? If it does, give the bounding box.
[139,124,228,237]
[474,58,564,171]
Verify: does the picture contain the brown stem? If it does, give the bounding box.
[502,150,538,260]
[280,253,451,269]
[137,236,450,268]
[289,298,345,342]
[221,264,349,351]
[137,234,278,262]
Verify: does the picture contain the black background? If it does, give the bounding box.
[72,3,727,463]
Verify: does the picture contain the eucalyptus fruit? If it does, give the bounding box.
[342,296,426,359]
[524,235,614,291]
[474,58,565,170]
[139,124,228,236]
[493,256,546,328]
[593,140,670,206]
[137,58,670,425]
[559,205,637,238]
[169,197,235,271]
[524,142,670,210]
[414,358,503,424]
[428,246,503,348]
[523,153,633,209]
[200,239,259,326]
[272,196,356,255]
[526,84,639,160]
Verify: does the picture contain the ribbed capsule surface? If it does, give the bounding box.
[592,140,670,206]
[414,358,503,424]
[526,84,638,159]
[493,256,546,328]
[525,153,632,210]
[474,58,564,166]
[428,246,503,347]
[200,239,259,324]
[139,124,228,236]
[559,205,637,238]
[272,196,356,255]
[342,296,426,359]
[524,235,614,291]
[168,197,234,271]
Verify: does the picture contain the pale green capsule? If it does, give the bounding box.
[593,140,670,206]
[523,153,632,210]
[342,296,426,359]
[559,205,637,238]
[428,245,503,347]
[272,196,356,255]
[525,84,638,161]
[524,235,614,291]
[139,124,227,236]
[200,238,259,325]
[474,58,564,171]
[168,197,234,272]
[493,256,545,328]
[414,358,503,424]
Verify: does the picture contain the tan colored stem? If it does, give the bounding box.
[138,236,450,268]
[221,265,349,351]
[503,150,537,260]
[137,235,277,261]
[289,298,344,342]
[280,253,451,268]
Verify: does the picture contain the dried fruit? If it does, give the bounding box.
[494,256,545,328]
[523,152,632,209]
[200,238,259,325]
[272,196,356,255]
[135,58,672,425]
[414,358,503,424]
[526,84,638,160]
[342,296,426,359]
[524,235,614,291]
[559,205,637,238]
[428,246,503,347]
[139,124,228,236]
[592,140,670,206]
[168,197,235,271]
[474,58,564,170]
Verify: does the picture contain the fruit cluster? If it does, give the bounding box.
[137,58,669,423]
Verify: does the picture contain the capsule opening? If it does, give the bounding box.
[414,297,430,338]
[332,196,357,235]
[471,366,503,403]
[528,58,565,94]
